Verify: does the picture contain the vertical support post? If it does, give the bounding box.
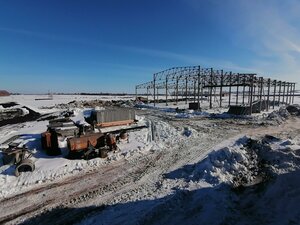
[176,77,179,105]
[278,81,282,105]
[157,87,159,105]
[201,75,204,103]
[259,77,263,112]
[135,86,137,101]
[228,72,232,106]
[220,70,223,107]
[209,68,213,109]
[249,74,254,115]
[153,75,156,106]
[248,85,251,104]
[286,83,290,104]
[197,66,201,109]
[193,79,196,103]
[236,74,240,105]
[289,83,293,104]
[273,80,277,109]
[282,82,286,105]
[185,76,188,104]
[292,83,296,104]
[165,78,168,106]
[267,78,271,111]
[147,86,149,104]
[242,74,246,105]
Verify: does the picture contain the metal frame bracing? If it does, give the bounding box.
[135,65,296,114]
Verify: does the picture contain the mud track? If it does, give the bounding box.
[0,151,163,225]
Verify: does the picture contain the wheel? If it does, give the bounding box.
[15,159,35,177]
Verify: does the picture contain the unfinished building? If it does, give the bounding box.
[135,66,296,115]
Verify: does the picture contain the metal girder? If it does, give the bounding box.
[135,65,296,110]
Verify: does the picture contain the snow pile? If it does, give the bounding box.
[266,107,290,124]
[71,108,91,126]
[193,135,300,187]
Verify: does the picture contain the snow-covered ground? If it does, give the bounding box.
[78,132,300,225]
[0,94,300,224]
[0,94,135,113]
[0,111,178,199]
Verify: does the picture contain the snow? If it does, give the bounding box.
[0,112,187,199]
[1,94,300,224]
[78,128,300,225]
[0,94,135,114]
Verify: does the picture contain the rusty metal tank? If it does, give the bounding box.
[67,133,105,151]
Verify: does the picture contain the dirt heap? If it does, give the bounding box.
[286,104,300,116]
[0,90,10,96]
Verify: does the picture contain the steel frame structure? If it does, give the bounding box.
[135,66,296,114]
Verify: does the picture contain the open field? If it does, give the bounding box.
[0,95,300,225]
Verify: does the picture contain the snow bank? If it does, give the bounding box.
[190,135,300,187]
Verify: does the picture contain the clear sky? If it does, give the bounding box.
[0,0,299,94]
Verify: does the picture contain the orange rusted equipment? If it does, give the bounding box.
[67,133,117,159]
[41,130,61,156]
[67,133,105,151]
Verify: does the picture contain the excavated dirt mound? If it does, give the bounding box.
[286,104,300,116]
[0,90,10,97]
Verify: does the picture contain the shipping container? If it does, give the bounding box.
[91,108,135,127]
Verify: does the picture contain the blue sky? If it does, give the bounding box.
[0,0,299,93]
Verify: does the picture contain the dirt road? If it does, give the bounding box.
[1,115,299,225]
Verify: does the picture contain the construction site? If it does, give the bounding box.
[0,64,299,225]
[136,66,296,115]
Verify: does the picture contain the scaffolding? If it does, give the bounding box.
[135,66,296,114]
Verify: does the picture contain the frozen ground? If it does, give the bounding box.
[0,94,135,113]
[0,95,300,224]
